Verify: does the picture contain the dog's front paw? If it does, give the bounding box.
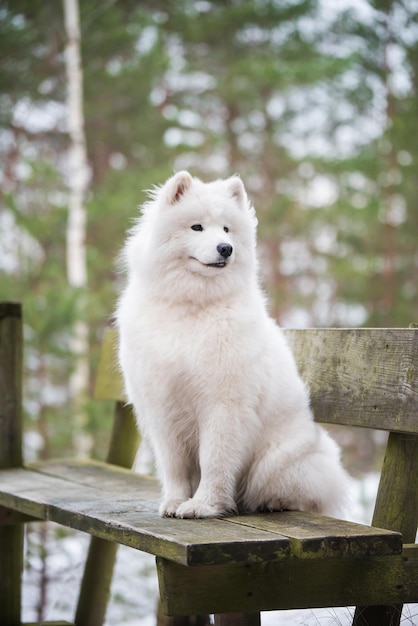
[175,498,222,518]
[175,497,235,519]
[159,498,187,517]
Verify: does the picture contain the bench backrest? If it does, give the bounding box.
[96,327,418,435]
[285,328,418,434]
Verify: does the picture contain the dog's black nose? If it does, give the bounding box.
[217,243,233,259]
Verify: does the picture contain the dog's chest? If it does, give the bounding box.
[136,309,259,400]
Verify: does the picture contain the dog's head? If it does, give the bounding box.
[124,171,259,305]
[157,171,257,273]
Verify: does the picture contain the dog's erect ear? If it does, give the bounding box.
[164,171,193,205]
[227,176,247,209]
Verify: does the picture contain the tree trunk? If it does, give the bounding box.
[63,0,91,455]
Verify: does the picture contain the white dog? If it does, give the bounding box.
[116,171,350,518]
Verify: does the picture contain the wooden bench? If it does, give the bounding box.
[0,301,417,626]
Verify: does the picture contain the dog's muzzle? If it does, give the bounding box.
[205,243,233,268]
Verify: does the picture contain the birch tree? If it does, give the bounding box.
[63,0,91,455]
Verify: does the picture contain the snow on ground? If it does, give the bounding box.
[21,473,418,625]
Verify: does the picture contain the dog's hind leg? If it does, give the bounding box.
[240,426,349,517]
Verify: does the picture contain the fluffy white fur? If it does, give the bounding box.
[116,171,350,519]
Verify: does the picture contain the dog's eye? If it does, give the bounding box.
[191,224,204,231]
[224,226,229,233]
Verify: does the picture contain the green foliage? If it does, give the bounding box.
[1,0,417,461]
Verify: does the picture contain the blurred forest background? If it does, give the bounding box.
[0,0,417,621]
[1,0,417,461]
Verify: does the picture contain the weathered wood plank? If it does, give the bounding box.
[0,302,23,626]
[94,327,126,401]
[371,432,418,542]
[156,544,418,616]
[227,511,402,559]
[105,401,140,466]
[284,328,418,433]
[0,526,24,624]
[25,622,75,625]
[0,466,291,566]
[31,461,402,557]
[25,622,74,626]
[30,458,158,495]
[0,505,37,526]
[0,462,402,567]
[353,607,403,626]
[75,537,119,626]
[157,607,210,626]
[352,431,418,626]
[0,302,23,469]
[214,614,260,626]
[75,402,140,626]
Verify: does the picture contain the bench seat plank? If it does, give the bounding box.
[227,511,402,558]
[157,544,418,615]
[0,464,290,566]
[31,458,160,496]
[33,460,403,559]
[0,460,402,567]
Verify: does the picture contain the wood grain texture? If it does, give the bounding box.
[156,544,418,616]
[0,464,291,566]
[0,461,402,567]
[284,328,418,433]
[227,511,402,559]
